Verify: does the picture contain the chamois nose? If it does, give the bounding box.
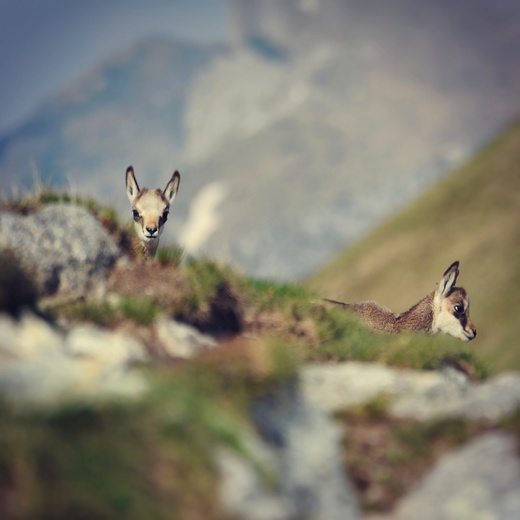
[146,226,158,235]
[472,328,477,337]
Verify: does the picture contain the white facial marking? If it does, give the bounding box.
[433,310,470,342]
[133,191,168,242]
[432,296,475,342]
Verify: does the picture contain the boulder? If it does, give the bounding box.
[155,317,217,358]
[0,204,119,299]
[0,311,147,404]
[302,361,520,424]
[218,381,362,520]
[394,432,520,520]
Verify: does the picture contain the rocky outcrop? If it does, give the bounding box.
[393,432,520,520]
[155,317,217,358]
[302,361,520,423]
[0,311,148,404]
[0,204,119,299]
[302,362,520,520]
[218,382,362,520]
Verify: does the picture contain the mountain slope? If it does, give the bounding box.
[308,118,520,374]
[0,37,221,197]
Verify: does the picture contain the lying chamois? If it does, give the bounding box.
[324,261,476,342]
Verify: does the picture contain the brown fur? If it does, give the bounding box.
[325,295,434,334]
[324,261,476,342]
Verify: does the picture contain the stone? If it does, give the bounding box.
[394,432,520,520]
[392,371,520,422]
[217,445,296,520]
[0,311,147,404]
[66,325,148,364]
[301,362,470,413]
[269,383,360,520]
[301,361,520,424]
[155,318,217,358]
[0,204,119,299]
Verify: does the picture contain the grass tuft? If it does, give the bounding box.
[119,297,158,326]
[156,245,184,267]
[245,278,312,312]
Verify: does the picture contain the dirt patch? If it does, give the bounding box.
[108,260,187,309]
[243,309,319,347]
[109,261,244,339]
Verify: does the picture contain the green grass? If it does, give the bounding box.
[156,245,185,267]
[62,300,118,327]
[119,297,158,326]
[56,297,158,328]
[245,278,313,312]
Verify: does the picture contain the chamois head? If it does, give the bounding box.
[125,165,180,257]
[432,261,476,342]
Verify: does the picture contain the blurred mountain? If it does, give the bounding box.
[1,0,520,280]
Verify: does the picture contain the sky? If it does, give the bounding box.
[0,0,228,136]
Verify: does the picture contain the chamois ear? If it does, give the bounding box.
[163,170,180,203]
[125,166,140,203]
[437,261,460,298]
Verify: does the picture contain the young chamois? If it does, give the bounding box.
[324,261,476,342]
[125,166,180,258]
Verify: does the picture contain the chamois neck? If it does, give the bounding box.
[135,239,158,259]
[395,292,435,333]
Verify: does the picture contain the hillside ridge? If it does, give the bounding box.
[1,185,520,518]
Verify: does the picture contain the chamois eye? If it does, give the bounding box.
[161,210,169,223]
[454,304,464,315]
[132,209,140,221]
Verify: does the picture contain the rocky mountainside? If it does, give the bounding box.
[1,195,520,519]
[1,1,520,281]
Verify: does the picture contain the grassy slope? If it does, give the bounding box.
[308,117,520,374]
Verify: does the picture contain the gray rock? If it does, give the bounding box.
[394,432,520,520]
[301,362,471,414]
[302,362,520,424]
[217,444,296,520]
[66,325,148,364]
[392,371,520,422]
[155,318,217,358]
[0,204,119,298]
[218,381,361,520]
[0,311,147,404]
